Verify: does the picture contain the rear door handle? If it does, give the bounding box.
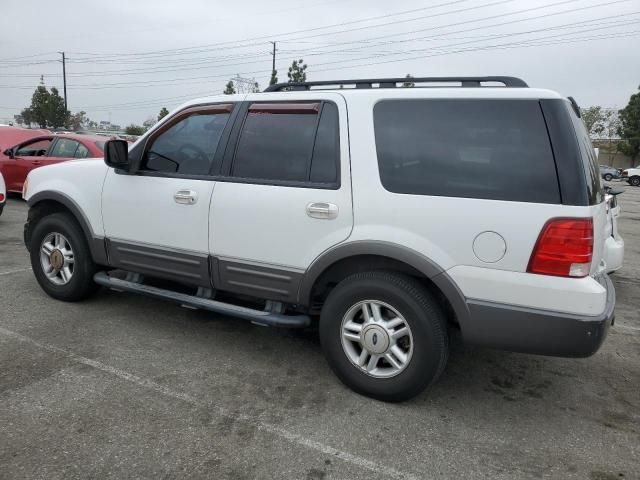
[306,202,338,219]
[174,189,197,205]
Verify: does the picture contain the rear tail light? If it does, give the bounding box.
[0,193,4,202]
[622,170,628,177]
[527,218,593,278]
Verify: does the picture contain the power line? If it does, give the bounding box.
[0,0,618,78]
[3,13,636,91]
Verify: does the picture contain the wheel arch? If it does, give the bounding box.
[26,191,108,265]
[298,241,470,327]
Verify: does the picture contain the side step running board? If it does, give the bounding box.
[93,271,311,328]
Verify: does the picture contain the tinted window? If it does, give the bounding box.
[570,108,603,205]
[16,139,52,156]
[374,99,560,203]
[75,143,90,158]
[233,110,317,182]
[310,103,339,183]
[142,112,229,175]
[50,138,80,158]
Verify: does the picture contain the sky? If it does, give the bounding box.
[1,0,639,126]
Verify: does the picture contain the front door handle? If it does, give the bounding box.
[306,202,338,219]
[174,189,197,205]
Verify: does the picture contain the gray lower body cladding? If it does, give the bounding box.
[461,274,615,357]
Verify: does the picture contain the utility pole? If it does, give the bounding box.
[59,51,68,111]
[270,41,277,73]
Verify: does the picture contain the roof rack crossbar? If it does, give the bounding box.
[264,76,528,92]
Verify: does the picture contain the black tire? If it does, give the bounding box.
[319,272,448,402]
[29,212,98,302]
[630,176,640,187]
[604,173,613,182]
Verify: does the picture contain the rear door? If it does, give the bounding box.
[45,137,84,166]
[208,93,352,302]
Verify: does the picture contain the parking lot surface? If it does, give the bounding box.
[1,186,639,480]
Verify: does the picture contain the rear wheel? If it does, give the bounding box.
[319,272,448,402]
[630,176,640,187]
[604,173,613,182]
[29,212,98,301]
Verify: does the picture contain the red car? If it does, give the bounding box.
[0,133,106,193]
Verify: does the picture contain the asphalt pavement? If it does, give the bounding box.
[0,186,638,480]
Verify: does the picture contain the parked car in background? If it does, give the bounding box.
[604,186,624,273]
[599,165,621,182]
[621,166,640,186]
[0,126,50,162]
[0,133,105,193]
[0,172,5,216]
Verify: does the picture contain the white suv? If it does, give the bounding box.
[23,77,616,401]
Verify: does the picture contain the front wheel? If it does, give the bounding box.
[29,212,99,301]
[319,272,448,402]
[630,176,640,187]
[603,173,613,182]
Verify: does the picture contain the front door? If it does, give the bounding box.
[102,103,235,286]
[5,137,54,192]
[209,93,353,302]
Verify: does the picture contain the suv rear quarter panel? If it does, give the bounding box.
[344,89,608,316]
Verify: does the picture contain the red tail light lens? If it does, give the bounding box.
[0,193,5,202]
[527,218,593,278]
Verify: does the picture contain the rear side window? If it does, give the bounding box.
[75,143,90,158]
[374,99,560,203]
[231,101,339,186]
[50,138,80,158]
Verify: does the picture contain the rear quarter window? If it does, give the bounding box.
[374,99,561,203]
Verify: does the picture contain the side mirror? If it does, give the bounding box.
[3,148,14,159]
[104,140,130,170]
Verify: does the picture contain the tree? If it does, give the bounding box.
[22,77,70,129]
[269,69,278,86]
[223,81,236,94]
[617,86,640,162]
[402,74,415,88]
[67,111,90,131]
[157,107,169,122]
[47,87,68,128]
[143,116,156,129]
[19,108,34,127]
[125,124,145,135]
[602,109,621,164]
[581,106,605,137]
[287,59,307,83]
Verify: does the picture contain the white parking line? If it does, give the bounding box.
[0,267,31,276]
[0,326,417,480]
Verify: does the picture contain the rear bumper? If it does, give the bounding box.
[462,274,615,357]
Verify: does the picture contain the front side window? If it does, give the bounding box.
[142,107,231,175]
[231,101,339,185]
[16,138,52,156]
[374,99,560,203]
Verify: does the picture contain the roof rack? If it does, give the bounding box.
[264,76,528,92]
